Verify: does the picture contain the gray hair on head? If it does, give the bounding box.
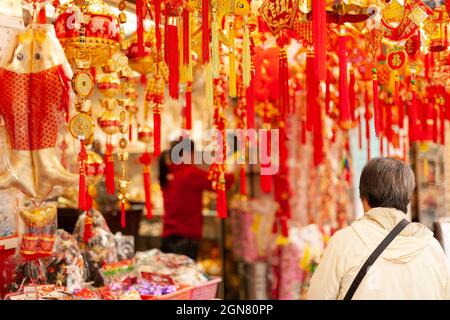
[359,157,416,214]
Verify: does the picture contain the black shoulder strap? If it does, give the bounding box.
[343,218,410,300]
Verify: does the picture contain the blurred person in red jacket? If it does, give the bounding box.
[159,137,235,260]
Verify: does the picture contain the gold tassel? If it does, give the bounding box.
[242,16,251,88]
[206,62,213,110]
[211,6,220,79]
[179,21,186,84]
[228,17,237,98]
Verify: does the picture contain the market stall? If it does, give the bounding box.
[1,0,450,300]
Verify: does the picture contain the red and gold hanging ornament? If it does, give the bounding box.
[208,76,228,218]
[138,125,153,219]
[55,0,122,67]
[387,46,407,129]
[98,97,121,194]
[164,0,183,100]
[381,0,432,41]
[426,7,449,53]
[337,25,352,129]
[116,99,130,228]
[145,70,165,156]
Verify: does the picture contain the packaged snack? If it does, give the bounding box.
[73,209,117,286]
[135,249,208,287]
[44,229,86,291]
[114,232,135,261]
[99,259,135,284]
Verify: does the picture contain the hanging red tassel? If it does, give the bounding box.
[83,195,93,243]
[78,142,88,210]
[433,105,438,143]
[312,0,326,81]
[139,152,152,219]
[372,68,380,137]
[153,105,161,156]
[121,201,126,228]
[217,188,227,219]
[155,0,162,59]
[260,129,272,193]
[135,0,145,56]
[386,104,393,144]
[365,86,371,160]
[202,0,210,63]
[358,114,362,149]
[278,48,289,116]
[104,143,115,194]
[306,50,317,131]
[167,16,179,100]
[312,91,323,166]
[338,26,351,127]
[240,165,247,196]
[185,82,192,130]
[38,6,46,24]
[246,68,255,129]
[349,71,356,122]
[143,168,152,219]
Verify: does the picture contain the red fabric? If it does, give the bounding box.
[0,66,67,150]
[162,164,234,239]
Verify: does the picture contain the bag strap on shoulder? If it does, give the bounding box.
[343,218,410,300]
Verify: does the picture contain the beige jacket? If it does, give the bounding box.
[307,207,450,300]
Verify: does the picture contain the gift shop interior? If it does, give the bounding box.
[1,0,450,300]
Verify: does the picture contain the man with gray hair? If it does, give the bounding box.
[308,157,450,300]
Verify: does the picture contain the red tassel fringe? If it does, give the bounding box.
[121,201,126,228]
[373,72,380,137]
[365,87,371,159]
[167,22,179,100]
[313,0,326,81]
[202,0,210,63]
[135,0,145,56]
[240,166,247,196]
[78,143,88,210]
[338,29,351,127]
[185,83,192,130]
[217,189,227,219]
[153,107,161,156]
[143,170,152,219]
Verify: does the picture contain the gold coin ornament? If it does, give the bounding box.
[72,70,94,98]
[68,112,95,140]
